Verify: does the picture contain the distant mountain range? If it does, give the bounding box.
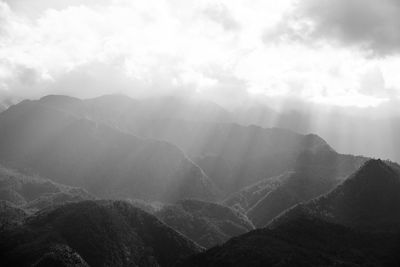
[0,94,367,199]
[0,97,217,202]
[3,94,400,163]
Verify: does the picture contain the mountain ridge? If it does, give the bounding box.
[0,200,203,267]
[155,199,254,248]
[11,94,366,197]
[0,99,218,202]
[269,159,400,231]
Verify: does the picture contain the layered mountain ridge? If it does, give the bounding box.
[2,94,366,198]
[0,98,217,202]
[0,164,94,223]
[179,159,400,266]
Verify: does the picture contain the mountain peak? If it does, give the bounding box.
[38,95,81,104]
[271,157,400,232]
[37,95,84,116]
[359,158,390,171]
[349,158,399,184]
[86,94,136,105]
[301,133,334,153]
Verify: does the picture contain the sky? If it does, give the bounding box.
[1,0,400,112]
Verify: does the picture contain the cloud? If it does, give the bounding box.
[0,0,253,104]
[202,3,240,31]
[358,66,386,97]
[0,0,399,109]
[2,0,110,18]
[266,0,400,56]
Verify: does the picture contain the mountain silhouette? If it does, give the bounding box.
[270,159,400,232]
[0,200,202,267]
[180,215,399,267]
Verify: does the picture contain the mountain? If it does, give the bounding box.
[0,164,94,213]
[36,94,400,165]
[0,201,27,231]
[245,170,339,227]
[223,172,287,214]
[37,94,231,124]
[0,98,217,202]
[17,94,367,197]
[1,95,366,200]
[0,200,202,267]
[179,216,400,267]
[88,97,366,196]
[223,149,366,227]
[270,159,400,232]
[180,160,400,266]
[0,98,14,113]
[126,121,339,195]
[0,164,95,232]
[154,199,254,248]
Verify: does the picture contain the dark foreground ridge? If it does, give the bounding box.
[179,159,400,266]
[0,200,202,267]
[180,216,400,267]
[269,159,400,232]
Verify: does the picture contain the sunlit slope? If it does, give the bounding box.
[0,99,217,202]
[155,199,254,248]
[223,172,287,214]
[0,164,94,215]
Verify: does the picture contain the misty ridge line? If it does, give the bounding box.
[3,93,400,163]
[0,93,384,208]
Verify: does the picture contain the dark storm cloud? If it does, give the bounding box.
[266,0,400,56]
